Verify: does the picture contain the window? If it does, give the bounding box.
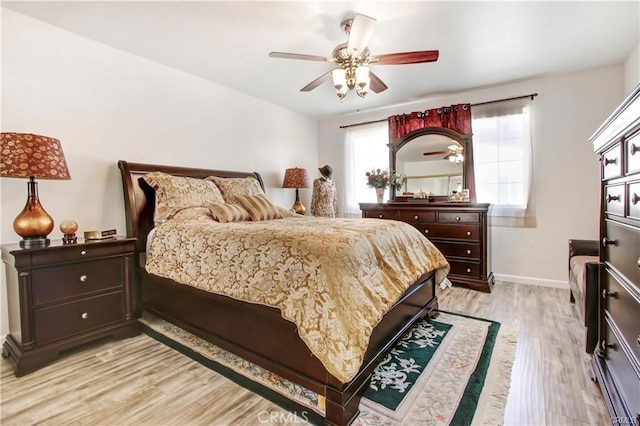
[343,121,389,215]
[472,99,533,221]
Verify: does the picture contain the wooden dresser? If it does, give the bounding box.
[360,202,493,292]
[1,237,141,376]
[590,84,640,424]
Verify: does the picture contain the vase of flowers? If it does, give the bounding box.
[365,168,406,203]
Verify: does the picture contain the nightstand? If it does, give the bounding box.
[1,237,141,376]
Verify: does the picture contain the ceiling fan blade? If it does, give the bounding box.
[300,70,333,92]
[369,71,388,93]
[347,14,376,55]
[423,150,449,156]
[370,50,440,65]
[269,52,335,62]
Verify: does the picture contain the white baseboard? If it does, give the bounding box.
[494,273,569,289]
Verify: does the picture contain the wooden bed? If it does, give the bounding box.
[118,160,440,425]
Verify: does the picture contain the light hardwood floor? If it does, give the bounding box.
[0,281,610,425]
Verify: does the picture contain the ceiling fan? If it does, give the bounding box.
[268,14,439,101]
[424,144,464,163]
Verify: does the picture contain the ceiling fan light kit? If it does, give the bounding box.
[269,14,439,102]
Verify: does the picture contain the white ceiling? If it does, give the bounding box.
[3,1,639,119]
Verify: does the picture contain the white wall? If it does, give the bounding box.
[625,43,640,95]
[1,10,317,338]
[318,65,625,286]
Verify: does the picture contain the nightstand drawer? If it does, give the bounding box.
[32,257,124,306]
[31,240,134,267]
[448,260,480,277]
[419,224,479,241]
[34,292,125,345]
[364,211,398,220]
[438,212,479,223]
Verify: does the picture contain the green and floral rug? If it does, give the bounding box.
[140,311,517,425]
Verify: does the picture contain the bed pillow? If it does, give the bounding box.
[235,195,283,221]
[208,203,251,223]
[143,172,225,221]
[206,176,266,203]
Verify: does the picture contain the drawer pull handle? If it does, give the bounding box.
[602,289,617,299]
[414,215,419,220]
[632,193,640,205]
[601,340,616,351]
[466,268,471,273]
[636,335,640,348]
[424,229,429,235]
[79,275,88,282]
[81,312,88,319]
[466,231,472,236]
[602,237,618,247]
[604,157,617,165]
[637,257,640,269]
[80,250,87,256]
[606,194,620,202]
[466,249,472,255]
[630,143,640,155]
[455,216,461,221]
[379,214,383,219]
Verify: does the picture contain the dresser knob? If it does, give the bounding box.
[466,268,471,273]
[632,193,640,205]
[424,229,429,234]
[602,237,618,247]
[81,312,88,319]
[602,289,617,299]
[601,340,616,350]
[414,215,419,220]
[604,157,617,165]
[637,258,640,269]
[606,194,620,203]
[379,214,383,219]
[636,335,640,348]
[80,250,87,256]
[466,249,472,255]
[455,216,461,221]
[630,143,640,155]
[79,275,88,282]
[466,231,472,236]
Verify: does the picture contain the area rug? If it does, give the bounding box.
[140,311,517,425]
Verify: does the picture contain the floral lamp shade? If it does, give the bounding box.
[0,133,71,180]
[0,132,71,248]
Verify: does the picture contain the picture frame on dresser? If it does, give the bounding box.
[589,83,640,424]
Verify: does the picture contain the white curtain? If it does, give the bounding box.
[343,121,389,216]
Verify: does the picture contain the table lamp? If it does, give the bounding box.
[282,167,310,215]
[0,133,71,248]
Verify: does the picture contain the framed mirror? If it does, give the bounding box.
[390,127,473,201]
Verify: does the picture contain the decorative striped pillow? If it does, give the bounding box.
[208,203,250,223]
[235,195,283,221]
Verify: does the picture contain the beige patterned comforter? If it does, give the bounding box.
[145,215,449,383]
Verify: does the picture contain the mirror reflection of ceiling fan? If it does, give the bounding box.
[268,14,439,101]
[424,144,464,163]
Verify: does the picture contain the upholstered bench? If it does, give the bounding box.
[568,239,599,353]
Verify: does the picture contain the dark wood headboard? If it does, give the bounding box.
[118,160,264,252]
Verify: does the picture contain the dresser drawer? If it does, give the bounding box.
[604,269,640,363]
[34,291,125,345]
[628,180,640,220]
[602,143,623,180]
[438,212,479,223]
[604,221,640,286]
[605,184,625,217]
[32,257,124,306]
[31,240,134,267]
[626,132,640,175]
[602,319,640,417]
[448,260,480,278]
[363,210,398,220]
[433,241,480,260]
[419,224,480,241]
[398,211,436,222]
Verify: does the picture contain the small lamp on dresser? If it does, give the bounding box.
[0,132,71,248]
[282,167,311,215]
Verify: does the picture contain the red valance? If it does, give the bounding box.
[388,104,472,144]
